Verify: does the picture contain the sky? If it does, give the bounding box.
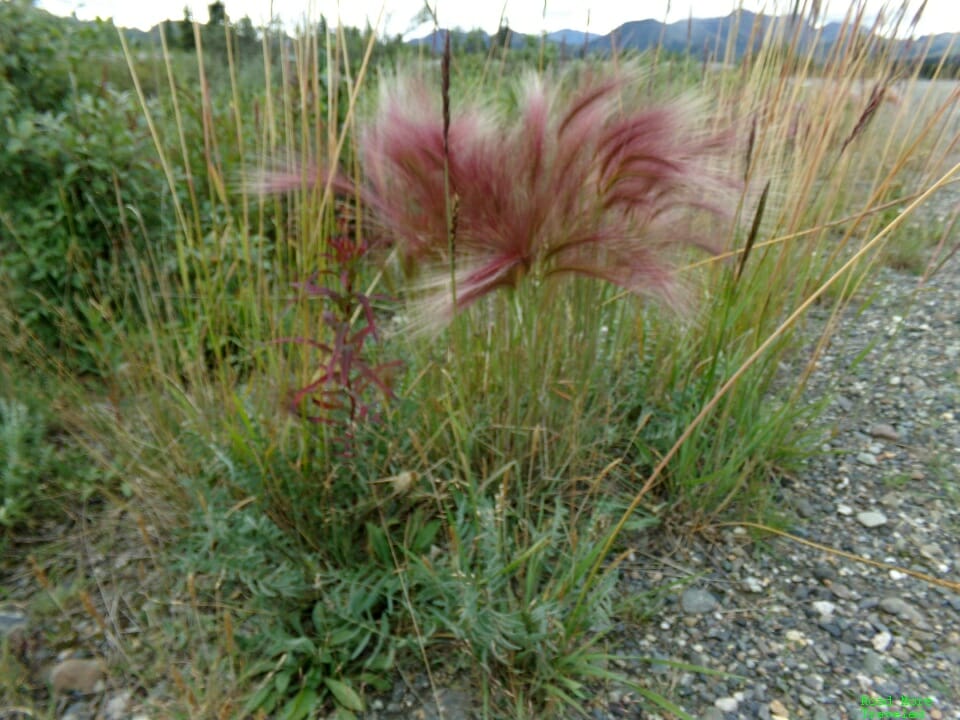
[35,0,960,39]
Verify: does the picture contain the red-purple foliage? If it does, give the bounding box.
[274,236,401,455]
[356,71,737,321]
[254,69,738,326]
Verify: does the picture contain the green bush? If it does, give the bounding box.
[0,2,174,371]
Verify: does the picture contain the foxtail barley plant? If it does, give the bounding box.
[260,67,740,327]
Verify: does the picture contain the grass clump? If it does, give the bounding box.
[2,2,959,717]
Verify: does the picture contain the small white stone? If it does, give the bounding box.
[715,697,739,713]
[812,600,836,617]
[857,452,879,467]
[837,504,854,516]
[889,570,907,581]
[786,629,807,645]
[105,690,133,720]
[857,511,888,528]
[872,630,893,652]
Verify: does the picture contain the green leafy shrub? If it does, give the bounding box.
[0,2,175,371]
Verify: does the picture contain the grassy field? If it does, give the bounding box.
[2,2,959,717]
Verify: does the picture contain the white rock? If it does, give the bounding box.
[857,511,888,528]
[872,630,893,652]
[715,697,739,712]
[812,600,836,617]
[786,629,807,645]
[836,503,854,516]
[105,690,133,720]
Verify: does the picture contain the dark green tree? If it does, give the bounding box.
[236,15,258,54]
[494,19,512,49]
[179,6,195,50]
[208,1,226,26]
[463,28,487,54]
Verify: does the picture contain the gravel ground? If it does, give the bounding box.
[594,252,960,720]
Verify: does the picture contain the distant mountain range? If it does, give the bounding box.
[409,10,959,62]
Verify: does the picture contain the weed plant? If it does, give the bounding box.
[2,2,959,717]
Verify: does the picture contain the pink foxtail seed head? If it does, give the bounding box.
[257,67,740,327]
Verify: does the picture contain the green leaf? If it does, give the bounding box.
[323,677,365,712]
[365,522,392,565]
[279,687,319,720]
[274,670,291,696]
[328,625,359,646]
[241,680,278,716]
[413,519,442,553]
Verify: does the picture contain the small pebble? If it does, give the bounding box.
[681,588,718,615]
[812,600,836,617]
[869,423,900,441]
[879,596,926,626]
[50,658,107,694]
[770,698,790,718]
[872,631,893,652]
[857,452,879,466]
[856,511,888,528]
[105,690,133,720]
[715,696,739,712]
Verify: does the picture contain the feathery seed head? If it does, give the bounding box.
[258,67,739,326]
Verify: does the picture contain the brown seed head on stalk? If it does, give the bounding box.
[442,30,451,161]
[841,82,887,155]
